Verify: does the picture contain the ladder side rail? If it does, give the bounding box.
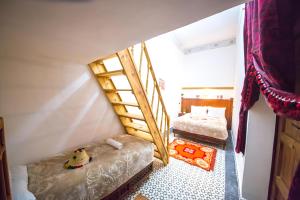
[117,49,169,165]
[143,42,170,126]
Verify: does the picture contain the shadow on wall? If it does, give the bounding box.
[0,58,124,165]
[11,72,90,146]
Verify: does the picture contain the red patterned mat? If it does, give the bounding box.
[169,139,217,171]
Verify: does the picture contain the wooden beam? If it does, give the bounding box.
[181,86,234,90]
[103,88,132,93]
[118,112,144,121]
[126,128,153,142]
[144,43,169,122]
[151,85,155,108]
[153,144,158,152]
[118,49,169,165]
[101,53,118,61]
[111,101,139,107]
[138,43,144,75]
[154,151,161,159]
[145,67,150,93]
[124,122,149,133]
[96,69,124,77]
[88,61,132,127]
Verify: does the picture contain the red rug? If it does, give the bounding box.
[169,139,217,171]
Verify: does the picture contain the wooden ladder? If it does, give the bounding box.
[89,42,170,165]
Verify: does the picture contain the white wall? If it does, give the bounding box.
[146,34,185,120]
[144,30,238,120]
[232,5,246,193]
[242,95,276,200]
[181,45,237,87]
[0,56,124,165]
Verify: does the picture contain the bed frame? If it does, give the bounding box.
[174,98,233,149]
[103,162,153,200]
[0,117,11,200]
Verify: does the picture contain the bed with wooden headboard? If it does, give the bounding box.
[174,97,233,148]
[181,97,233,130]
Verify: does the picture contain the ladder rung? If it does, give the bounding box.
[103,88,132,93]
[111,101,139,107]
[153,145,158,152]
[101,54,117,61]
[118,112,144,120]
[126,129,153,142]
[96,70,124,77]
[124,122,149,132]
[154,151,162,159]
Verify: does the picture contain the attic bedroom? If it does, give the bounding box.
[1,0,300,200]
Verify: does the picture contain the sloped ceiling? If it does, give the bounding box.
[0,0,245,64]
[171,6,240,52]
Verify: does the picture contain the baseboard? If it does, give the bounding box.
[230,130,245,199]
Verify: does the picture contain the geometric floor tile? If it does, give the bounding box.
[127,151,225,200]
[126,131,239,200]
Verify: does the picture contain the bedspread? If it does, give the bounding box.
[173,113,228,140]
[27,134,153,200]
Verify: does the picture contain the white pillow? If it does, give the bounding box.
[10,165,36,200]
[106,138,123,149]
[207,107,226,118]
[191,106,207,116]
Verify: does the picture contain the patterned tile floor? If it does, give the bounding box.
[126,132,239,200]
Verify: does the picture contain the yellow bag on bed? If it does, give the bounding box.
[64,148,92,169]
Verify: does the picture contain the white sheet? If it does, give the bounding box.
[173,113,228,140]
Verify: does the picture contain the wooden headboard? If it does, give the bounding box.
[181,98,233,130]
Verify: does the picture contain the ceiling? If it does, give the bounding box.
[0,0,245,64]
[171,5,241,51]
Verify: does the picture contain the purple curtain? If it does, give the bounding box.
[237,0,300,199]
[236,0,299,154]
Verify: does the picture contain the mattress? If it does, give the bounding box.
[173,113,228,140]
[27,134,153,200]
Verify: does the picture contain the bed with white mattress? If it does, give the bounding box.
[173,113,228,141]
[173,98,233,148]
